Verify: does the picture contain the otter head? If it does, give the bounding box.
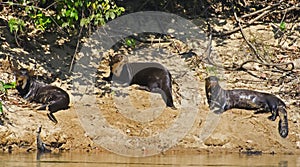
[205,76,223,99]
[109,54,128,77]
[15,68,34,96]
[205,76,221,90]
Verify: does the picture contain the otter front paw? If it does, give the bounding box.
[210,107,225,114]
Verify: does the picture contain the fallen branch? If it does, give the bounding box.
[205,14,294,78]
[235,60,294,72]
[232,6,295,73]
[272,3,300,14]
[233,8,264,62]
[240,2,281,19]
[212,2,299,37]
[69,18,84,73]
[213,9,271,37]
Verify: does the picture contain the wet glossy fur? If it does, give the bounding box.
[104,54,175,108]
[205,76,288,138]
[15,69,70,123]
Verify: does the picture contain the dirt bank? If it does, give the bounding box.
[0,15,299,155]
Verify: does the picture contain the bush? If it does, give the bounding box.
[2,0,125,35]
[0,81,15,114]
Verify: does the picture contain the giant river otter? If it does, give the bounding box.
[15,68,70,123]
[205,76,288,138]
[104,54,175,109]
[36,126,51,153]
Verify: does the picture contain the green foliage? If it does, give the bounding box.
[0,81,16,94]
[27,9,52,31]
[5,0,125,35]
[8,18,25,34]
[79,0,125,28]
[206,66,217,76]
[0,102,2,114]
[0,81,15,114]
[124,38,136,48]
[279,22,286,31]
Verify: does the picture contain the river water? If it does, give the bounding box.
[1,152,299,167]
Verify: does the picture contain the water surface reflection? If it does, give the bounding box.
[0,152,298,167]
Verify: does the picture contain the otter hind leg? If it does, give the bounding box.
[46,99,69,124]
[34,104,58,123]
[267,113,277,121]
[253,102,278,121]
[254,108,269,114]
[48,98,70,113]
[253,109,277,121]
[268,105,278,121]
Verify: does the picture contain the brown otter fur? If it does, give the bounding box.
[205,76,288,138]
[104,54,175,109]
[15,68,70,123]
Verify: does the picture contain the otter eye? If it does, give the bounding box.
[16,78,24,85]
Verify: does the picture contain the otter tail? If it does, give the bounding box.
[164,86,175,109]
[161,72,175,109]
[278,106,288,138]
